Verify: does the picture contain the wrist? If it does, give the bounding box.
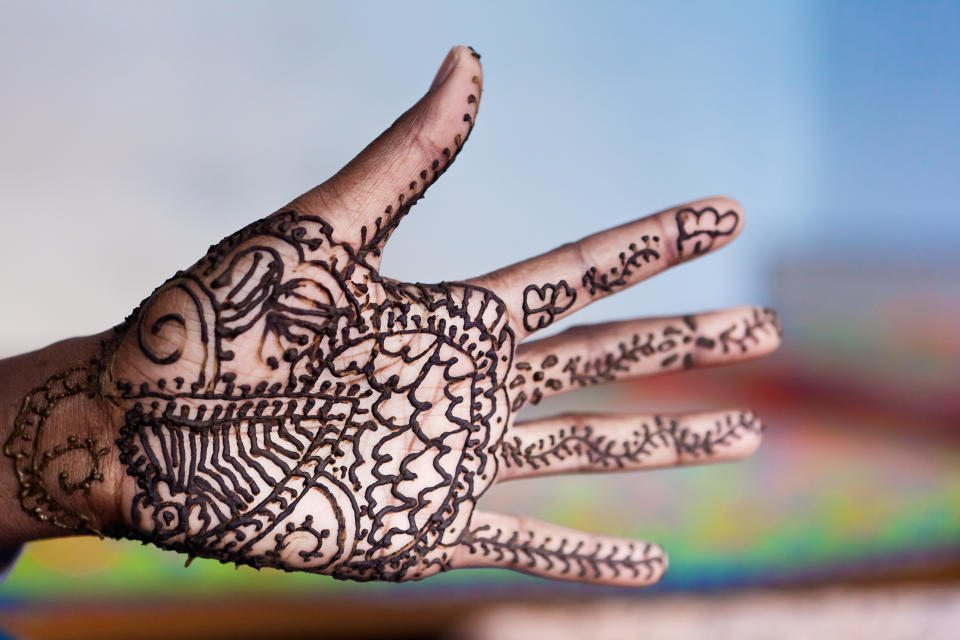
[0,332,123,545]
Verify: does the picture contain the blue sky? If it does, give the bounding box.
[0,1,956,354]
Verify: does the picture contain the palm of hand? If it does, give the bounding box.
[110,210,514,581]
[102,47,781,586]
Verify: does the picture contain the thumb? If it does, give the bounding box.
[294,45,484,262]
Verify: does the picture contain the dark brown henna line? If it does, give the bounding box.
[461,524,664,581]
[520,281,577,332]
[508,310,779,412]
[675,206,740,257]
[356,70,482,262]
[581,235,661,296]
[496,412,761,475]
[109,213,514,580]
[4,363,110,535]
[719,307,782,353]
[138,313,187,365]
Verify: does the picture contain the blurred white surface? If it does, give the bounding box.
[454,587,960,640]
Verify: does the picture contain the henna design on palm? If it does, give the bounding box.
[8,46,782,587]
[109,211,513,581]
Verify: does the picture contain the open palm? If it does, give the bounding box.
[104,46,780,586]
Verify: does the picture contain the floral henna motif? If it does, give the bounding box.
[105,210,515,582]
[675,206,740,256]
[521,281,577,332]
[356,50,482,263]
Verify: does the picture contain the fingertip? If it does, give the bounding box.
[750,306,783,354]
[429,47,461,92]
[762,306,784,342]
[430,45,483,93]
[671,196,744,260]
[735,408,765,454]
[698,305,782,362]
[710,194,744,216]
[646,543,669,585]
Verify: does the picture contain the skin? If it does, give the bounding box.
[0,46,781,586]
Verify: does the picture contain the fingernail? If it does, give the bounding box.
[430,47,459,92]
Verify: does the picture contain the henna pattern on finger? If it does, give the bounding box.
[521,281,577,332]
[509,310,780,411]
[675,206,740,257]
[356,59,482,262]
[461,523,664,582]
[496,411,762,473]
[719,307,781,354]
[581,236,661,296]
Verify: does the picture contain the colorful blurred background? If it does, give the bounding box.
[0,1,958,638]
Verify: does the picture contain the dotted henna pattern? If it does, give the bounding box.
[509,311,780,412]
[105,210,514,581]
[92,60,517,582]
[4,365,111,533]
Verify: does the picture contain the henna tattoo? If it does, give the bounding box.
[509,320,702,412]
[496,412,761,472]
[509,310,780,411]
[675,206,739,256]
[462,523,664,582]
[3,364,110,534]
[582,236,661,296]
[719,307,780,354]
[105,209,515,581]
[356,67,482,262]
[521,281,577,332]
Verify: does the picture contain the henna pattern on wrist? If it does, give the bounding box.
[4,363,110,534]
[521,281,577,332]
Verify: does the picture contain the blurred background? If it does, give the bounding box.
[0,1,958,638]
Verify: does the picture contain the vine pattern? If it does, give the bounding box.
[508,310,780,412]
[496,411,762,472]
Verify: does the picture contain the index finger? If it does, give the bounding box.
[469,197,743,339]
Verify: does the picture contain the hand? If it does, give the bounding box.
[3,46,780,586]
